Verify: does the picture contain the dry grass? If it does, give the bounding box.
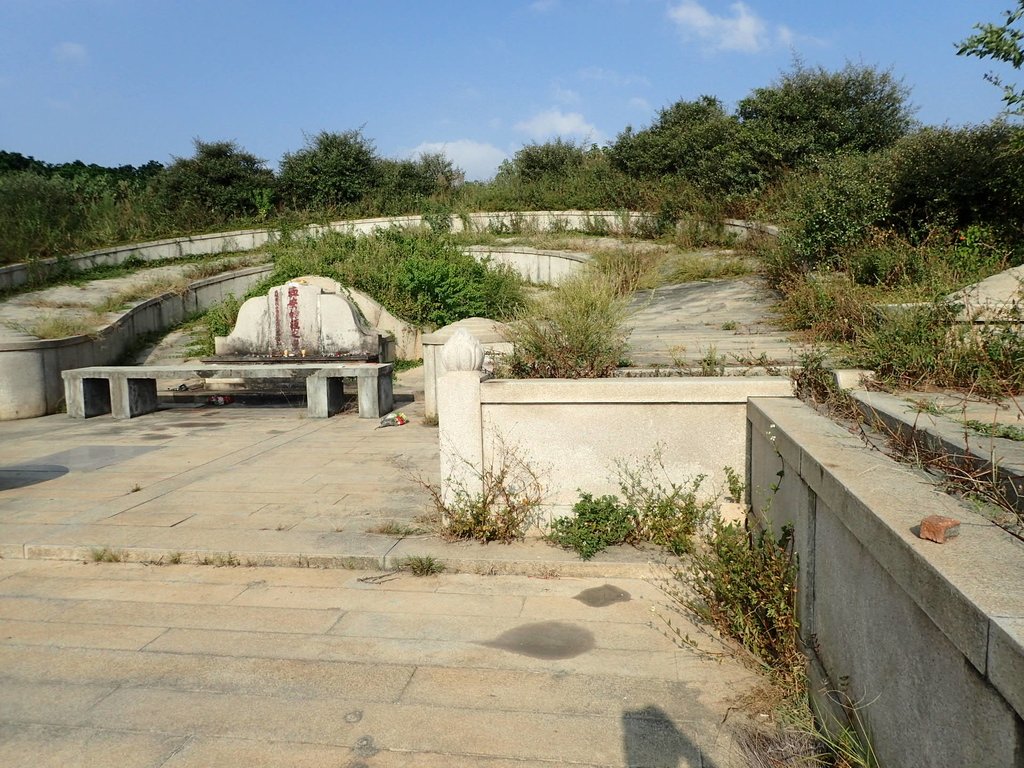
[10,315,99,339]
[91,276,191,314]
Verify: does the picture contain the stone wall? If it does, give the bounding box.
[0,211,647,292]
[437,375,794,520]
[747,397,1024,768]
[1,211,775,293]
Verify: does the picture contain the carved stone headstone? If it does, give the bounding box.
[214,278,384,359]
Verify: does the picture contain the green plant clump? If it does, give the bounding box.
[547,493,635,560]
[401,555,445,576]
[263,228,524,329]
[424,438,545,545]
[549,451,718,559]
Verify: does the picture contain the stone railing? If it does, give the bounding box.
[747,396,1024,768]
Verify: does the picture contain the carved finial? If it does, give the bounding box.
[441,328,485,371]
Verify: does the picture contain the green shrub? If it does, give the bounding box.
[779,154,891,270]
[262,228,523,329]
[498,274,631,378]
[737,63,913,171]
[548,493,636,560]
[278,130,377,212]
[686,518,801,687]
[0,172,80,263]
[859,300,1024,396]
[883,122,1024,239]
[153,140,275,228]
[615,452,716,555]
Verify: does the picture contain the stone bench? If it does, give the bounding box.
[62,363,393,420]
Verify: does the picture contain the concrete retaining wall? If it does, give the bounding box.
[747,397,1024,768]
[1,210,775,293]
[464,245,588,285]
[437,376,794,518]
[0,265,272,420]
[0,211,650,293]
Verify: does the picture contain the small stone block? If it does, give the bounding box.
[918,515,961,543]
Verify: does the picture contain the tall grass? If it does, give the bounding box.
[497,273,632,378]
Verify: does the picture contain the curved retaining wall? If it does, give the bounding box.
[0,211,650,293]
[1,210,775,293]
[0,265,272,420]
[464,245,588,285]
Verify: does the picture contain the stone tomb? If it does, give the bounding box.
[214,276,391,361]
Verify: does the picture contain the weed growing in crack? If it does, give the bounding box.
[400,555,445,576]
[89,547,125,563]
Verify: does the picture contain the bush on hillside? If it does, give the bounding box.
[278,130,378,212]
[153,139,275,228]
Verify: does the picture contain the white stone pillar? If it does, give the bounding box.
[437,329,486,506]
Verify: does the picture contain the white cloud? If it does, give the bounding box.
[53,41,89,65]
[552,84,581,105]
[667,1,789,53]
[513,109,601,142]
[407,139,508,182]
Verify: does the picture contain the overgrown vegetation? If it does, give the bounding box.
[4,40,1021,401]
[547,450,718,559]
[497,273,631,378]
[261,228,524,329]
[399,554,445,576]
[684,518,802,690]
[419,437,545,544]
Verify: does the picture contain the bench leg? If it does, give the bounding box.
[111,377,158,419]
[306,374,344,418]
[356,369,393,419]
[66,377,112,419]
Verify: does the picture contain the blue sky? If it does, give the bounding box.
[0,0,1017,180]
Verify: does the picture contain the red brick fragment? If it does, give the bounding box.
[918,515,961,544]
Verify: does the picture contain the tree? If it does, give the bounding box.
[154,139,274,224]
[737,63,915,171]
[499,139,589,184]
[279,129,378,211]
[608,96,763,196]
[958,2,1024,116]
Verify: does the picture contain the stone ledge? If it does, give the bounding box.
[852,390,1024,513]
[749,397,1024,716]
[481,376,794,404]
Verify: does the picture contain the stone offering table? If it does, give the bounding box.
[62,362,393,420]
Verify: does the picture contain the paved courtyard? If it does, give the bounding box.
[0,373,762,767]
[0,558,756,767]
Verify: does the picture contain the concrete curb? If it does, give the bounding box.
[11,538,670,579]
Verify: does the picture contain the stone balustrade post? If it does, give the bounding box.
[437,329,487,506]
